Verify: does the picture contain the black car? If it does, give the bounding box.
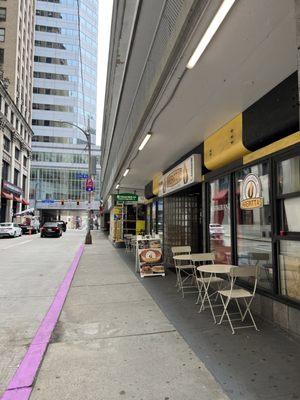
[40,222,62,238]
[57,220,67,232]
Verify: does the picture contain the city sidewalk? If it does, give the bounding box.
[29,232,229,400]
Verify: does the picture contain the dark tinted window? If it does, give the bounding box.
[43,222,59,227]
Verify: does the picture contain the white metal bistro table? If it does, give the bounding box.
[196,264,238,323]
[173,254,204,297]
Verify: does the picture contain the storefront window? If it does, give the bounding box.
[209,176,231,263]
[279,240,300,302]
[157,199,163,236]
[152,202,157,234]
[278,155,300,195]
[235,162,272,290]
[278,155,300,234]
[277,155,300,302]
[146,204,151,234]
[282,197,300,233]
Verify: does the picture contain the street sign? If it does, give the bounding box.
[42,199,55,204]
[116,193,138,202]
[85,178,94,192]
[76,173,89,179]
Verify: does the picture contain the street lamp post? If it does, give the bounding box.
[62,120,93,245]
[34,181,39,214]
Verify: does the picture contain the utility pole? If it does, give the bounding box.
[34,181,39,215]
[62,119,93,245]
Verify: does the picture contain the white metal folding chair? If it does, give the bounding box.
[172,246,196,297]
[192,253,224,311]
[131,235,137,255]
[124,234,132,252]
[218,266,259,334]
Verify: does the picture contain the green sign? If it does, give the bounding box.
[116,193,138,202]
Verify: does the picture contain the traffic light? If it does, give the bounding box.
[61,199,64,205]
[76,200,80,206]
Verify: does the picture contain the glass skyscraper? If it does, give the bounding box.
[30,0,100,224]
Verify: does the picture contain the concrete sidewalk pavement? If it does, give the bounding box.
[29,232,229,400]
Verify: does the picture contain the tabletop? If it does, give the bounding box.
[197,264,238,274]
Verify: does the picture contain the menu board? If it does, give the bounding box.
[136,238,165,278]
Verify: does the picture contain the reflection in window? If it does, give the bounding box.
[279,240,300,302]
[146,204,151,234]
[235,163,272,290]
[283,197,300,233]
[152,202,157,234]
[209,176,231,264]
[278,155,300,195]
[157,200,163,236]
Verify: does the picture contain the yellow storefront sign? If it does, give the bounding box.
[240,198,263,210]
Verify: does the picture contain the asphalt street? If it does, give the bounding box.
[0,230,85,396]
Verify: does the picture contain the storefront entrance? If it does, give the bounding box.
[163,184,202,268]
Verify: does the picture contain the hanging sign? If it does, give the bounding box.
[240,173,264,210]
[85,178,94,192]
[116,193,138,202]
[76,173,89,179]
[2,181,23,195]
[158,154,201,197]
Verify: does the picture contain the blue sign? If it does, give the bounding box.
[76,173,89,179]
[42,199,55,204]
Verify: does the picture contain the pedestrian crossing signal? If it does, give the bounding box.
[77,200,80,206]
[61,199,64,205]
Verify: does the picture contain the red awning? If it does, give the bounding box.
[213,189,228,201]
[22,199,30,205]
[1,191,13,200]
[13,195,22,203]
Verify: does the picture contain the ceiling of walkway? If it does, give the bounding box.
[119,0,297,191]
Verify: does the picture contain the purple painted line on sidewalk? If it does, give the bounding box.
[1,244,84,400]
[1,388,32,400]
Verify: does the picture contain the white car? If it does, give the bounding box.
[0,223,22,238]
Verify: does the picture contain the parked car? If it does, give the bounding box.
[0,223,22,238]
[40,222,62,238]
[57,220,67,232]
[209,223,225,238]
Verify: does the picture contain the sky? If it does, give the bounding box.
[96,0,114,146]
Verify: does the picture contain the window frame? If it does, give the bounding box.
[274,150,300,239]
[0,27,5,42]
[0,7,6,22]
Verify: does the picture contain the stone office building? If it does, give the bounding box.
[0,80,33,222]
[0,0,36,221]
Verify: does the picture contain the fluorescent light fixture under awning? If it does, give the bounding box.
[186,0,236,69]
[138,133,152,151]
[115,184,120,189]
[123,168,130,177]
